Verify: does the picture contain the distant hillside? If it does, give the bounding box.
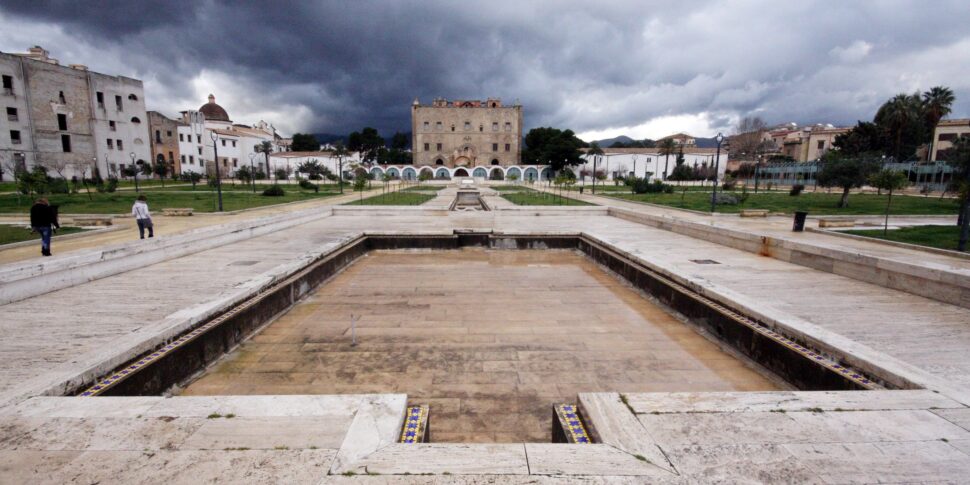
[310,133,347,146]
[589,134,722,149]
[309,131,412,148]
[589,135,634,147]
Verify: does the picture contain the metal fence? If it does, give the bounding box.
[747,160,957,191]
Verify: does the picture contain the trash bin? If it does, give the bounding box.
[793,211,808,232]
[579,187,584,194]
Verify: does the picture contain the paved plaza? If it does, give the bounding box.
[0,184,969,481]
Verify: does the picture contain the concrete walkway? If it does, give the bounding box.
[543,187,970,274]
[0,188,384,264]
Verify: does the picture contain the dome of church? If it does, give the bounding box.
[199,94,230,122]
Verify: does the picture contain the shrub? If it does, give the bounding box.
[299,179,318,193]
[254,171,266,180]
[308,173,322,180]
[48,177,70,194]
[207,177,220,188]
[104,177,118,193]
[262,185,285,196]
[789,184,805,196]
[711,192,739,205]
[630,177,673,194]
[740,184,750,204]
[274,169,289,180]
[722,178,737,191]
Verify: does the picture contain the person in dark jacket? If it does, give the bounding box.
[30,198,60,257]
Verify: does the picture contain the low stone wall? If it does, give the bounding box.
[0,207,334,306]
[608,207,970,310]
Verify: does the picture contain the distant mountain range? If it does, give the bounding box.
[589,135,721,149]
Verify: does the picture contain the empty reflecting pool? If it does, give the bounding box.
[181,249,780,442]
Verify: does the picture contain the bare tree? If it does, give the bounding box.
[41,158,70,180]
[730,116,769,160]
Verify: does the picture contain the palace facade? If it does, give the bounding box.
[411,97,522,168]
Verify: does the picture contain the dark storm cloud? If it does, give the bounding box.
[2,1,970,139]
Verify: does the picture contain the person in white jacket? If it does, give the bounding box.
[131,195,154,239]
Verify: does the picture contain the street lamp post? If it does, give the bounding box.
[210,131,224,212]
[710,132,725,213]
[248,153,257,193]
[632,154,638,180]
[130,152,139,192]
[591,154,599,195]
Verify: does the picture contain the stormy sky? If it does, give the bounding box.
[2,1,969,140]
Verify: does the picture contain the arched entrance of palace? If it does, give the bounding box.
[454,168,469,177]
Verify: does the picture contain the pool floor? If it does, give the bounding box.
[181,249,780,442]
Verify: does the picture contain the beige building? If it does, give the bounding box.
[658,133,696,146]
[411,97,522,167]
[147,111,185,174]
[930,118,970,161]
[760,124,849,162]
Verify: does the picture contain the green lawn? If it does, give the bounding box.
[0,189,340,214]
[606,191,960,215]
[0,225,88,245]
[501,189,593,206]
[401,185,444,192]
[490,185,538,192]
[844,225,965,251]
[343,191,436,205]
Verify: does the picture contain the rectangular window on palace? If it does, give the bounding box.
[96,92,104,108]
[57,114,68,131]
[61,134,71,152]
[179,133,184,142]
[423,143,429,151]
[115,95,123,111]
[117,140,123,150]
[436,143,442,151]
[109,121,116,131]
[2,75,13,92]
[505,143,510,152]
[492,143,498,151]
[107,139,113,148]
[10,130,21,144]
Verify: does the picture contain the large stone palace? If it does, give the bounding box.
[411,97,522,168]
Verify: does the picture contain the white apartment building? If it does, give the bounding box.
[578,147,728,181]
[0,46,150,178]
[175,94,283,177]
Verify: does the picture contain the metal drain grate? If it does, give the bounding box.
[228,260,259,266]
[690,259,721,265]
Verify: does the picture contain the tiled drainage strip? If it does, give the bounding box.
[77,235,371,397]
[577,237,883,391]
[399,405,430,443]
[552,404,592,444]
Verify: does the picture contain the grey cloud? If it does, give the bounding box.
[1,0,969,138]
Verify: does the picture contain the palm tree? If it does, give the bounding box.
[875,93,921,161]
[659,138,676,180]
[256,141,274,180]
[922,86,955,128]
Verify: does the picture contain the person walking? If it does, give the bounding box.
[30,198,60,257]
[131,195,154,239]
